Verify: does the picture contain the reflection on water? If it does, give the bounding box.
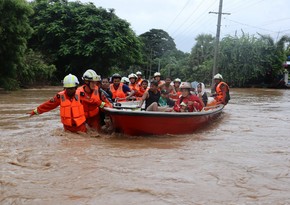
[1,87,290,204]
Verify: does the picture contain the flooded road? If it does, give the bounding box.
[1,87,290,205]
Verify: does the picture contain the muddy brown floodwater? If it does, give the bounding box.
[0,87,290,205]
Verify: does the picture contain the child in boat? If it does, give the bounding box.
[156,89,175,112]
[180,102,188,112]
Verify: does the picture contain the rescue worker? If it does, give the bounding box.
[137,79,149,97]
[171,78,182,101]
[153,72,165,86]
[174,82,204,112]
[28,74,88,133]
[110,73,131,102]
[128,73,140,98]
[121,77,129,86]
[139,80,160,111]
[136,71,143,85]
[79,69,111,130]
[212,73,230,105]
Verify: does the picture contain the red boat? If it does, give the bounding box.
[104,104,224,136]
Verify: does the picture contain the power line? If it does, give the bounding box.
[173,1,217,40]
[170,0,206,36]
[166,0,192,30]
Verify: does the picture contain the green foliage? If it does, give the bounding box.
[0,0,33,90]
[140,29,176,59]
[189,34,215,66]
[18,49,56,86]
[29,0,143,78]
[160,50,190,81]
[139,29,177,78]
[218,34,290,87]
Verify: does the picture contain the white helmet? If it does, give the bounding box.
[128,73,137,79]
[174,78,181,83]
[213,73,223,80]
[121,77,129,83]
[63,74,79,88]
[154,72,161,77]
[179,82,192,89]
[82,69,100,81]
[136,71,142,75]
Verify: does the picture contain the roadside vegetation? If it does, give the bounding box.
[1,0,289,90]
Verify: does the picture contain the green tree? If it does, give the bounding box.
[257,34,290,84]
[0,0,33,90]
[139,29,176,77]
[29,0,143,78]
[189,34,214,66]
[218,33,290,87]
[188,34,215,83]
[19,49,56,87]
[160,50,190,81]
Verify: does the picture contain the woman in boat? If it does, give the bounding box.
[196,82,208,107]
[174,82,204,112]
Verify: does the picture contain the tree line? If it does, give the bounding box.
[1,0,289,90]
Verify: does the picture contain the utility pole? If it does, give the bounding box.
[209,0,230,92]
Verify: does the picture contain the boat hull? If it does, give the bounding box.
[104,105,224,136]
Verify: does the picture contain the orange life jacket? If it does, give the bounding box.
[110,83,126,99]
[215,82,230,104]
[138,87,148,97]
[129,83,140,97]
[59,90,86,127]
[136,78,143,86]
[79,85,100,118]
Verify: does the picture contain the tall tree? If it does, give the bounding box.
[0,0,33,89]
[29,0,143,78]
[257,34,290,84]
[189,34,215,66]
[139,29,176,77]
[188,34,215,83]
[218,33,290,87]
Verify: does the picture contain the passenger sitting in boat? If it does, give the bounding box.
[154,89,175,112]
[180,102,188,112]
[100,77,113,100]
[196,82,208,107]
[139,80,160,111]
[174,82,204,112]
[159,76,176,97]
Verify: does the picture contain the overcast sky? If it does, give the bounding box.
[81,0,290,53]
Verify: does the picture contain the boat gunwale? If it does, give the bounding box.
[104,105,224,117]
